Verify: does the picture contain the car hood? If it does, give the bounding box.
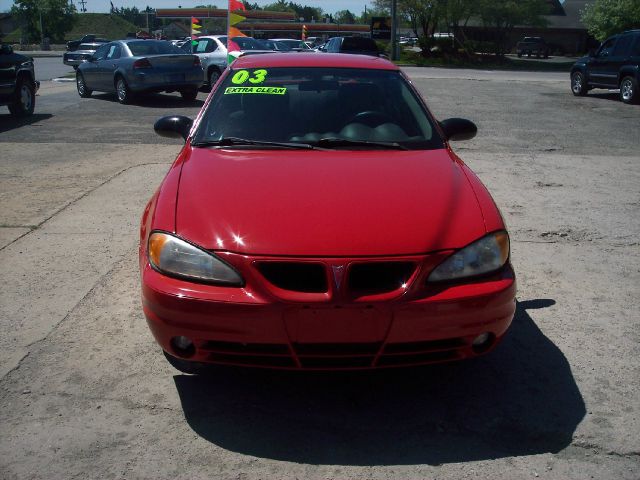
[175,147,487,256]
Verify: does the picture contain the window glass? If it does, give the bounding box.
[196,38,217,53]
[193,67,442,150]
[106,44,120,59]
[93,43,110,60]
[612,34,633,56]
[127,40,182,56]
[632,35,640,56]
[598,37,617,57]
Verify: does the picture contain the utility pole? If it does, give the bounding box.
[390,0,397,60]
[79,0,87,13]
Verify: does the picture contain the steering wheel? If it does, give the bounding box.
[347,110,393,127]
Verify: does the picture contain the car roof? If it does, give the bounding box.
[232,52,398,70]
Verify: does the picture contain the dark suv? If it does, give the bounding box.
[570,30,640,104]
[0,44,39,117]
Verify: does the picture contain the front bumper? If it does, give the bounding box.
[141,254,516,370]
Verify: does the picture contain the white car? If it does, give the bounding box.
[184,35,228,88]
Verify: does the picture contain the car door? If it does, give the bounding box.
[608,33,636,84]
[96,43,121,91]
[0,46,17,97]
[83,43,110,90]
[588,36,619,87]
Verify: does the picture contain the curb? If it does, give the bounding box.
[52,77,75,82]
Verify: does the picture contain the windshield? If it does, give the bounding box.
[127,40,182,56]
[192,67,442,150]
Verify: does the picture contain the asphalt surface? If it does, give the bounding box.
[0,68,639,479]
[33,56,75,82]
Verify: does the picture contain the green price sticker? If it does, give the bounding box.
[231,69,268,85]
[224,86,287,95]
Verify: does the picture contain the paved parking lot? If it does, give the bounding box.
[1,68,639,479]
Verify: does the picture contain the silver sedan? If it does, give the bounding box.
[75,39,204,103]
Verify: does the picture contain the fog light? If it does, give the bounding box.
[170,336,196,358]
[471,332,494,354]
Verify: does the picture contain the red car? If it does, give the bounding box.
[140,53,516,373]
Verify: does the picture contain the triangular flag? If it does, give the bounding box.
[228,26,247,39]
[229,12,245,26]
[229,0,246,11]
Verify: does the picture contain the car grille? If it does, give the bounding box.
[256,262,328,293]
[195,337,467,370]
[255,260,417,296]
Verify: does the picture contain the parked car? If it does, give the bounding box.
[258,39,292,51]
[142,52,516,373]
[570,29,640,104]
[516,36,549,58]
[321,36,381,57]
[269,38,312,51]
[0,43,39,117]
[66,34,109,52]
[188,35,275,88]
[63,42,104,69]
[75,40,204,104]
[188,35,228,88]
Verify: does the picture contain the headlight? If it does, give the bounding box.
[427,231,509,282]
[148,232,243,286]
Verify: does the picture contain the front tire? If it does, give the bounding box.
[620,76,639,104]
[180,87,198,101]
[571,71,588,96]
[8,77,35,117]
[76,72,92,98]
[115,76,134,104]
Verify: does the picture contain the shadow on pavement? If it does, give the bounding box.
[90,92,204,109]
[0,113,53,133]
[588,91,621,102]
[174,299,585,465]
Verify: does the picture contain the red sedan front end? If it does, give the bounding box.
[140,54,516,372]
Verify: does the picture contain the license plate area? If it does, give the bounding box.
[165,73,185,83]
[284,306,391,344]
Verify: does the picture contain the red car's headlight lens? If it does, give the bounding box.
[148,232,243,286]
[427,231,510,282]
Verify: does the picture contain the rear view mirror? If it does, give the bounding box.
[439,118,477,141]
[154,115,193,141]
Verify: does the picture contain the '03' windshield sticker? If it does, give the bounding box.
[231,69,268,85]
[224,86,287,95]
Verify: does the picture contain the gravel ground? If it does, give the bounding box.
[0,69,639,479]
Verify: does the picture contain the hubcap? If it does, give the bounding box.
[77,76,84,94]
[572,74,582,93]
[20,85,32,110]
[117,80,126,100]
[621,79,633,101]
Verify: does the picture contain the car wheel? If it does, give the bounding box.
[619,76,639,104]
[208,67,220,87]
[8,77,35,117]
[163,350,208,374]
[115,76,133,104]
[180,88,198,101]
[571,71,588,96]
[76,72,92,98]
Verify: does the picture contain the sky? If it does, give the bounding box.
[0,1,373,16]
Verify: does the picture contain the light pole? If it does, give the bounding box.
[390,0,397,61]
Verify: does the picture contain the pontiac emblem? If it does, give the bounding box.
[332,265,345,290]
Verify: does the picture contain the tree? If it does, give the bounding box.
[477,0,549,55]
[581,0,640,42]
[334,9,356,24]
[11,0,75,43]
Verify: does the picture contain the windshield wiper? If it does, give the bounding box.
[191,137,317,149]
[315,137,408,150]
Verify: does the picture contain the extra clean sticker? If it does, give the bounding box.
[224,86,287,95]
